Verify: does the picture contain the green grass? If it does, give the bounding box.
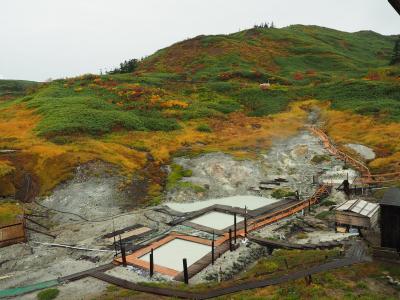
[271,188,296,199]
[311,154,331,164]
[295,79,400,121]
[315,210,334,220]
[235,88,291,116]
[23,83,180,136]
[3,25,400,142]
[166,164,192,188]
[37,288,59,300]
[166,164,205,192]
[196,124,212,132]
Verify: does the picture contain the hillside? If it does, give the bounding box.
[0,79,38,101]
[0,25,399,202]
[2,24,400,300]
[139,25,397,80]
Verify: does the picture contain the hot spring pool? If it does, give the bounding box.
[139,238,211,272]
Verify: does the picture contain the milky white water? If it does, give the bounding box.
[190,211,244,230]
[165,195,279,213]
[139,238,210,272]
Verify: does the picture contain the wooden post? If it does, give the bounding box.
[212,232,215,265]
[121,243,127,267]
[183,258,189,284]
[229,229,233,251]
[150,248,154,277]
[284,258,289,270]
[113,236,117,257]
[234,213,237,244]
[308,198,311,212]
[244,217,247,237]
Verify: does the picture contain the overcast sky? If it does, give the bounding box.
[1,0,399,81]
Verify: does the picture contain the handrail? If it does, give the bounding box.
[306,125,400,184]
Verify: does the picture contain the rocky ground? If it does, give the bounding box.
[0,125,373,299]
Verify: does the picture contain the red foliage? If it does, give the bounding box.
[293,72,304,81]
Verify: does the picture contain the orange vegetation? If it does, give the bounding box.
[0,202,23,226]
[0,104,145,196]
[322,109,400,172]
[0,100,312,197]
[106,100,311,164]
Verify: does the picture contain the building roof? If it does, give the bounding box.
[380,188,400,207]
[335,199,379,218]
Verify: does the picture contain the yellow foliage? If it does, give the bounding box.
[160,100,189,109]
[0,100,312,196]
[0,202,23,226]
[0,161,14,177]
[322,108,400,172]
[107,100,311,163]
[0,105,145,195]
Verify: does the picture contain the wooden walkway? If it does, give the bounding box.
[249,235,343,250]
[58,263,115,282]
[307,125,400,184]
[114,184,333,277]
[91,257,361,299]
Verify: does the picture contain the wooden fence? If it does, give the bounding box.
[0,219,26,247]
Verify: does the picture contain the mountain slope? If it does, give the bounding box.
[0,25,399,201]
[138,25,397,80]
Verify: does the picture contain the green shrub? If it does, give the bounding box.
[196,124,212,132]
[272,188,296,199]
[315,210,334,220]
[321,199,336,207]
[296,232,308,240]
[166,164,193,189]
[311,154,331,164]
[49,136,72,145]
[25,84,180,136]
[235,88,290,116]
[37,288,59,300]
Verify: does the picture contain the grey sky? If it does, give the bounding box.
[1,0,399,81]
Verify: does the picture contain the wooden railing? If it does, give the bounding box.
[307,126,400,184]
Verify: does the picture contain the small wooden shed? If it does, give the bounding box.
[335,199,379,231]
[380,188,400,251]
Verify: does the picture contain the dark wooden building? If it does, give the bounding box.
[380,188,400,251]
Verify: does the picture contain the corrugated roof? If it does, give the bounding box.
[335,199,379,217]
[380,188,400,207]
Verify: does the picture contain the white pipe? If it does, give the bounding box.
[31,241,113,252]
